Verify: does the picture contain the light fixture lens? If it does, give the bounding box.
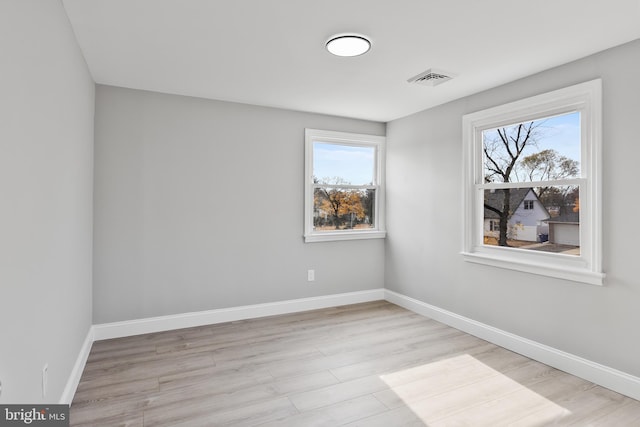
[326,35,371,57]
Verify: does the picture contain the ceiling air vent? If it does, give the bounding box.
[407,68,455,87]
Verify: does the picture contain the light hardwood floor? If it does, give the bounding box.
[71,301,640,426]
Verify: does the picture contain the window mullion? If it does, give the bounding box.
[477,178,585,190]
[314,184,376,190]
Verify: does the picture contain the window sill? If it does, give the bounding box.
[304,230,386,243]
[461,251,605,286]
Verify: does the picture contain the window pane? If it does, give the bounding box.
[313,187,375,231]
[313,143,375,185]
[483,186,579,255]
[482,112,580,183]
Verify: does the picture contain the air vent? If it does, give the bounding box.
[407,68,455,86]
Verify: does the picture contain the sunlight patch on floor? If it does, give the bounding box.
[377,354,571,426]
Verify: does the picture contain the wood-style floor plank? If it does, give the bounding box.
[70,301,640,426]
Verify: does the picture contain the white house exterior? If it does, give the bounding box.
[484,188,550,242]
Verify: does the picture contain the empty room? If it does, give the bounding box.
[2,0,640,425]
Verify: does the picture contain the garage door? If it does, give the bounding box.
[553,224,579,246]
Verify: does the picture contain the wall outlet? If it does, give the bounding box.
[307,269,315,282]
[42,364,48,398]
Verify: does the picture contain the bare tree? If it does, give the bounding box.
[483,122,542,246]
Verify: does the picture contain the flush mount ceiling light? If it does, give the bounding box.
[326,34,371,57]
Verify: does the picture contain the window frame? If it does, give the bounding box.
[304,128,386,243]
[461,80,604,285]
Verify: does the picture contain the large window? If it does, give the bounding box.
[304,129,386,242]
[462,80,603,285]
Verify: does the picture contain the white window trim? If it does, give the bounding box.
[304,128,386,243]
[461,79,604,285]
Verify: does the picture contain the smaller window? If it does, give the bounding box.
[304,129,386,242]
[524,200,534,210]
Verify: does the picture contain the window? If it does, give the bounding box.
[304,129,386,242]
[462,80,603,285]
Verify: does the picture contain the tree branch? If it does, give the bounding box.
[484,203,503,216]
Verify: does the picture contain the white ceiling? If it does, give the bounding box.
[63,0,640,122]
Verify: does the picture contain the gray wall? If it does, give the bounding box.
[0,1,94,403]
[385,39,640,377]
[93,86,385,323]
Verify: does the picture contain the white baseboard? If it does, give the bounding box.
[59,326,94,405]
[60,289,383,404]
[63,288,639,406]
[93,289,385,341]
[384,289,640,401]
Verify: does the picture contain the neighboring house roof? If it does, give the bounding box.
[484,188,532,219]
[545,211,580,223]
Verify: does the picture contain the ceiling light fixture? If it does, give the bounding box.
[326,34,371,57]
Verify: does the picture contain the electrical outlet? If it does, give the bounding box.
[42,364,48,398]
[307,269,315,282]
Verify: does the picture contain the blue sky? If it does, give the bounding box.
[313,112,579,186]
[534,111,581,162]
[313,143,375,185]
[483,111,581,179]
